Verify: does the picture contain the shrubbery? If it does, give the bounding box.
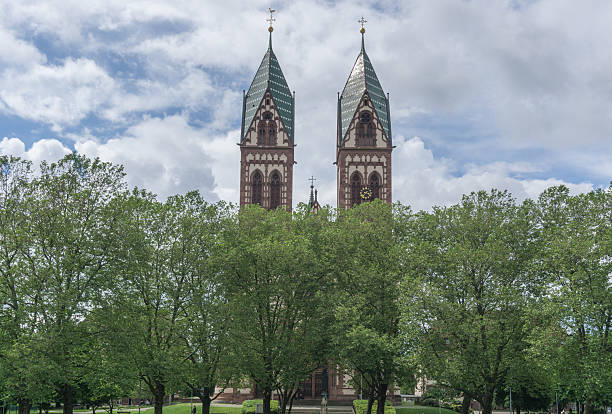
[418,398,464,413]
[353,400,396,414]
[242,400,279,414]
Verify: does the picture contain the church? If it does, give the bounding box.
[239,14,393,213]
[223,13,396,403]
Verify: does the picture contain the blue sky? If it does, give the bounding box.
[1,0,610,210]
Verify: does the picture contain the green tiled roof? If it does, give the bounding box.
[242,35,294,143]
[339,37,390,145]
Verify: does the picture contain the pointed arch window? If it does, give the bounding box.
[252,171,263,206]
[357,111,375,146]
[270,171,281,209]
[369,172,381,200]
[257,123,266,145]
[350,172,362,206]
[268,123,277,146]
[257,111,277,146]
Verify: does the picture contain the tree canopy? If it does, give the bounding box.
[0,154,609,414]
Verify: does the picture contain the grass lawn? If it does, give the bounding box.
[396,406,458,414]
[160,403,242,414]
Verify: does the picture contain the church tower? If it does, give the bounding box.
[240,12,295,211]
[336,22,392,209]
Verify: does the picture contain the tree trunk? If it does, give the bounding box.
[18,399,31,414]
[584,402,593,414]
[153,382,165,414]
[200,394,212,414]
[278,389,290,414]
[61,384,74,414]
[480,394,494,414]
[263,388,272,414]
[367,394,375,414]
[461,395,472,414]
[376,384,388,414]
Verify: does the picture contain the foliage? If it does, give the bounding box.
[402,190,540,414]
[332,201,413,414]
[534,185,611,412]
[222,205,333,414]
[353,400,396,414]
[0,153,608,414]
[241,400,279,414]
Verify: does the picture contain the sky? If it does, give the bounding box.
[0,0,610,211]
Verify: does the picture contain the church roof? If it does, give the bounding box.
[242,34,294,143]
[339,36,390,145]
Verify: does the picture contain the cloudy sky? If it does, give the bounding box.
[1,0,610,210]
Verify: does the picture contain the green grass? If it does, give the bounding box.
[159,403,242,414]
[396,406,458,414]
[33,403,240,414]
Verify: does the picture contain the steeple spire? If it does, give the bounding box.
[338,20,391,145]
[241,8,294,144]
[358,16,367,51]
[308,176,317,207]
[267,8,276,49]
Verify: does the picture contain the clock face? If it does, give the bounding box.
[360,112,371,123]
[360,186,372,200]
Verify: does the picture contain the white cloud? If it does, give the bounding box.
[0,137,71,166]
[0,0,608,209]
[392,136,593,211]
[0,58,116,129]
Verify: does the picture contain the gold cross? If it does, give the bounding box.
[267,8,276,28]
[358,16,367,29]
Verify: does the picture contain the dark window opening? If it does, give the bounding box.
[350,172,362,206]
[252,171,263,206]
[369,173,380,200]
[266,98,270,105]
[270,171,281,209]
[357,111,375,146]
[268,124,277,146]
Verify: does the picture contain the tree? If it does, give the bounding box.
[536,185,612,413]
[403,190,540,414]
[222,205,333,414]
[173,194,238,414]
[0,156,51,413]
[18,154,125,414]
[332,201,412,414]
[106,190,192,414]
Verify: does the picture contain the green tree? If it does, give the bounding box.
[222,205,333,414]
[106,190,192,414]
[174,194,238,414]
[332,201,412,414]
[403,190,540,414]
[18,154,125,414]
[536,185,612,413]
[0,156,50,412]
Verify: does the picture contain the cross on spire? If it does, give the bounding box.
[309,176,317,188]
[358,16,367,31]
[267,8,276,30]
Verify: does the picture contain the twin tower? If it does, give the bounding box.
[239,23,393,211]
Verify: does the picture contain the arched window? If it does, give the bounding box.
[357,111,375,146]
[257,122,266,145]
[268,124,277,146]
[252,171,263,206]
[257,112,277,146]
[270,171,281,209]
[350,172,362,206]
[369,172,381,200]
